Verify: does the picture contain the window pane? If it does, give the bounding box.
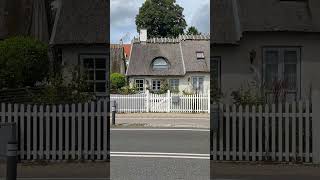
[265,64,278,89]
[265,51,278,64]
[196,52,205,59]
[83,58,94,68]
[88,70,94,80]
[95,58,107,69]
[96,83,106,92]
[284,51,297,64]
[95,70,106,80]
[284,64,297,90]
[153,58,168,70]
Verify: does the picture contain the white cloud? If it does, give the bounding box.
[191,2,210,33]
[110,0,210,43]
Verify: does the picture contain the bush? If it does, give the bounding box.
[231,82,264,106]
[0,36,49,89]
[33,67,95,104]
[118,85,138,95]
[111,73,126,91]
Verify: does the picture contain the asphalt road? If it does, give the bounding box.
[110,128,210,180]
[111,128,210,154]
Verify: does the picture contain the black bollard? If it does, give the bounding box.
[112,101,116,125]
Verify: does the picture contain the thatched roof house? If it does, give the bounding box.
[212,0,320,103]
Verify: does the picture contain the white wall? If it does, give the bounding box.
[128,72,210,94]
[213,32,320,102]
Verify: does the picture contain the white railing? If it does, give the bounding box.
[111,90,210,113]
[211,90,320,164]
[0,100,109,161]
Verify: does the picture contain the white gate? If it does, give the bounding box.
[149,93,169,112]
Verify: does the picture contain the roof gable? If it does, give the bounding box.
[127,35,210,76]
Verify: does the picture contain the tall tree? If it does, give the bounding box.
[135,0,187,38]
[186,26,201,35]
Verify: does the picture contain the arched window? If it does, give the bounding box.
[152,57,169,70]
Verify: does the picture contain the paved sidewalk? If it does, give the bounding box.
[112,113,210,128]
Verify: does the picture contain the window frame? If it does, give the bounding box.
[196,51,205,60]
[212,56,221,91]
[134,79,145,92]
[79,54,109,96]
[151,79,161,92]
[192,76,205,94]
[169,79,180,91]
[152,57,169,71]
[262,46,301,101]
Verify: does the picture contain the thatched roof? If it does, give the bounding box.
[50,0,108,45]
[0,0,49,42]
[126,35,210,76]
[110,44,126,74]
[213,0,320,44]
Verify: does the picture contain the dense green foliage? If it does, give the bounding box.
[111,73,126,91]
[33,67,95,104]
[135,0,187,38]
[0,36,49,89]
[186,26,201,35]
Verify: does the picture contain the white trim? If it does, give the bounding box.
[179,41,186,74]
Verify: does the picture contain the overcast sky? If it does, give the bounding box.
[110,0,210,44]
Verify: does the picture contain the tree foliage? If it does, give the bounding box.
[0,36,49,89]
[186,26,201,35]
[135,0,187,38]
[33,66,95,104]
[111,73,126,91]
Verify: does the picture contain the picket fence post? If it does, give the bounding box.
[167,90,171,112]
[208,89,210,113]
[312,89,320,164]
[146,90,150,112]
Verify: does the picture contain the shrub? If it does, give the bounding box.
[118,85,139,95]
[33,67,95,104]
[111,73,126,91]
[231,82,264,106]
[0,36,49,89]
[182,89,195,95]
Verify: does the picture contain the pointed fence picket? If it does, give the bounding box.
[110,90,210,113]
[0,99,110,161]
[211,99,319,163]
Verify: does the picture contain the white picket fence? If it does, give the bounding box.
[211,90,320,163]
[0,100,110,161]
[111,90,210,113]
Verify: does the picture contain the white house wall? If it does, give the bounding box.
[213,32,320,102]
[128,72,210,94]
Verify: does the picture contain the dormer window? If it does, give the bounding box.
[196,51,205,59]
[152,57,169,70]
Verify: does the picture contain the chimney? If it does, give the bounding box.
[139,29,147,44]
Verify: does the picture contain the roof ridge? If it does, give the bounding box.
[132,34,210,44]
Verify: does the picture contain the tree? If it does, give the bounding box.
[0,36,50,89]
[111,73,126,92]
[186,26,201,35]
[135,0,187,38]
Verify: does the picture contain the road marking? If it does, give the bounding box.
[111,128,209,131]
[111,152,209,156]
[110,151,210,159]
[116,117,209,120]
[18,178,108,180]
[112,154,209,159]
